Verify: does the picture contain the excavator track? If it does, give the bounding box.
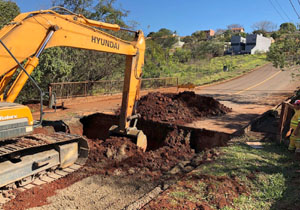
[0,132,89,204]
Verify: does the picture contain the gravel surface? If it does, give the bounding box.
[29,175,158,210]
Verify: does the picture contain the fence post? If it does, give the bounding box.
[48,84,53,108]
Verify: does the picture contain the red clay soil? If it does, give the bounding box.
[86,126,196,178]
[136,91,232,124]
[110,127,195,178]
[3,91,233,209]
[87,136,142,166]
[143,174,249,210]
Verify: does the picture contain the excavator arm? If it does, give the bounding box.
[0,9,146,150]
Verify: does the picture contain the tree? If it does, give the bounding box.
[279,23,297,33]
[271,31,281,40]
[51,0,93,15]
[182,35,194,44]
[267,34,300,68]
[51,0,132,81]
[190,41,224,59]
[191,31,208,41]
[172,48,191,63]
[143,39,167,78]
[222,30,233,42]
[147,28,177,49]
[215,29,226,36]
[0,0,20,29]
[91,0,129,27]
[253,30,267,37]
[267,23,300,69]
[251,21,277,32]
[17,0,133,102]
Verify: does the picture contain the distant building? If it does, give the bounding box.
[202,29,215,38]
[231,27,245,33]
[172,35,185,49]
[229,34,272,54]
[231,36,246,54]
[244,34,272,54]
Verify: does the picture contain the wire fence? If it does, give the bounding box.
[49,77,178,99]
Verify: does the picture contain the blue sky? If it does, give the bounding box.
[13,0,299,36]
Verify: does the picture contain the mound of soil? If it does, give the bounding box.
[137,91,232,124]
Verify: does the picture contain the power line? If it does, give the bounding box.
[267,0,286,22]
[289,0,300,19]
[274,0,292,21]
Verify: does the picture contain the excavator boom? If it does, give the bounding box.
[0,8,146,192]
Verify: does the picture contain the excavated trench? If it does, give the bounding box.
[70,92,233,178]
[75,112,231,179]
[80,113,231,152]
[33,92,233,177]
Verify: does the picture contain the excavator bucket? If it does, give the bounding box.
[109,125,147,152]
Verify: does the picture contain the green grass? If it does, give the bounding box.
[189,136,300,210]
[146,132,300,210]
[160,54,268,85]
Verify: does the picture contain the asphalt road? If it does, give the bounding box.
[196,63,298,105]
[188,63,299,134]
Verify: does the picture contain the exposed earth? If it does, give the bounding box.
[1,63,299,210]
[2,91,236,210]
[136,91,232,124]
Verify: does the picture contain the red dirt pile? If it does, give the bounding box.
[137,91,232,124]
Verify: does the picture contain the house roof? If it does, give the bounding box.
[231,27,244,31]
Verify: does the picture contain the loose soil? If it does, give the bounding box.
[136,91,232,124]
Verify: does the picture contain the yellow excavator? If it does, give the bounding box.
[0,7,147,190]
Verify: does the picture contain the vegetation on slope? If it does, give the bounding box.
[147,134,300,210]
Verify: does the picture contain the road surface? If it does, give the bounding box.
[189,63,299,133]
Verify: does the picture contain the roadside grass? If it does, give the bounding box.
[162,54,268,86]
[163,134,300,210]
